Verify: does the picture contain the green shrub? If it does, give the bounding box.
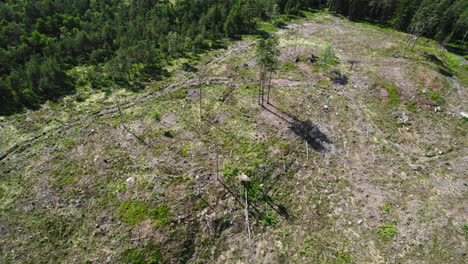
[262,212,279,226]
[154,112,161,122]
[320,44,338,66]
[163,130,175,138]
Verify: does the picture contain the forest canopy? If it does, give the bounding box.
[0,0,466,115]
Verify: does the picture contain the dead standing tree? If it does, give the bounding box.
[198,69,204,121]
[256,36,279,106]
[116,96,150,147]
[256,39,267,106]
[396,16,434,58]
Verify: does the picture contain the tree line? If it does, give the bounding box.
[0,0,466,115]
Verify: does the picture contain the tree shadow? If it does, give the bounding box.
[289,119,331,152]
[423,52,454,77]
[263,103,332,152]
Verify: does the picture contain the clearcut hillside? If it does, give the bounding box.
[1,12,467,264]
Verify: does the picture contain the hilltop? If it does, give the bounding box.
[1,12,467,263]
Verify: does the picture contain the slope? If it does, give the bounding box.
[0,12,467,264]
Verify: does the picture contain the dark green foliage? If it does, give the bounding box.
[224,1,249,38]
[0,0,255,115]
[256,36,280,71]
[0,0,465,115]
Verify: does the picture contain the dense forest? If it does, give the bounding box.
[0,0,466,115]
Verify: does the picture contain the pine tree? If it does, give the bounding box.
[256,36,279,105]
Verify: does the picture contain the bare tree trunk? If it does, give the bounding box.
[400,23,425,57]
[197,186,217,213]
[215,148,245,209]
[411,35,420,50]
[400,35,413,57]
[199,85,203,121]
[267,71,272,104]
[397,25,424,57]
[258,72,261,104]
[245,188,251,239]
[348,0,355,20]
[261,69,265,106]
[258,66,264,106]
[117,98,149,147]
[294,30,298,55]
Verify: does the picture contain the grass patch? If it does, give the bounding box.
[298,236,352,263]
[379,203,392,215]
[406,101,418,112]
[281,61,299,72]
[430,91,444,105]
[461,225,468,236]
[119,200,171,227]
[178,144,190,157]
[377,224,397,240]
[419,44,462,76]
[163,86,188,100]
[121,244,164,264]
[119,200,149,225]
[262,211,279,226]
[257,21,280,33]
[385,84,400,105]
[222,163,241,180]
[56,175,75,186]
[149,205,171,227]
